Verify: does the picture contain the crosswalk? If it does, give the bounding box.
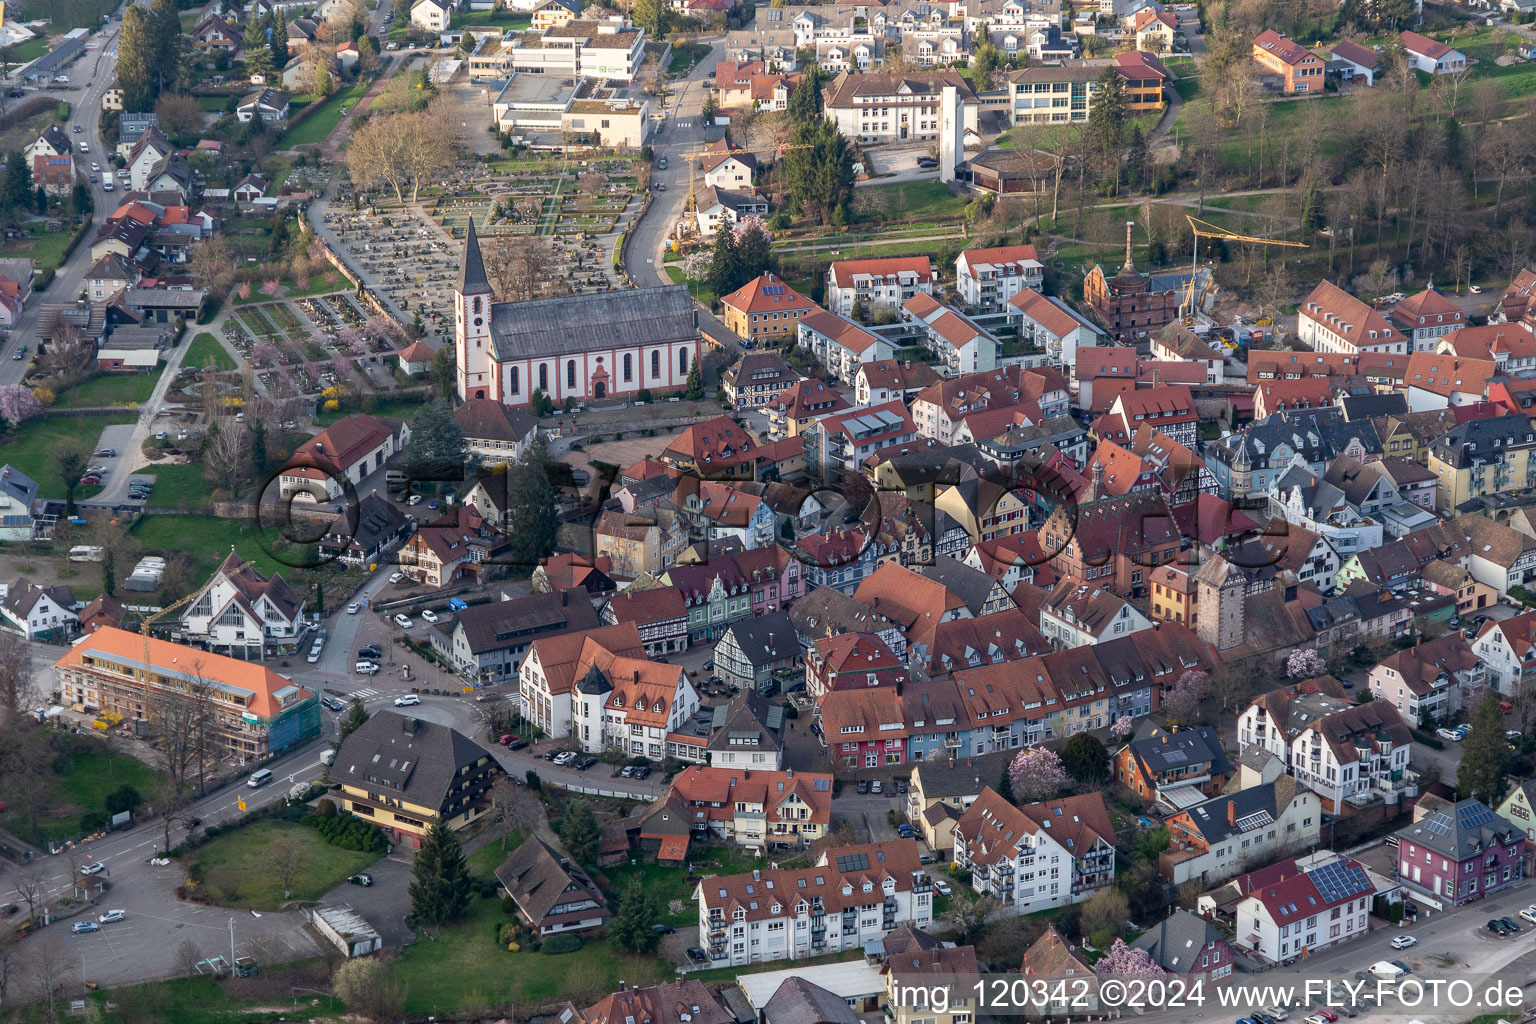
[350,687,382,700]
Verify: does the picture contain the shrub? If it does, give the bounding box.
[316,798,338,817]
[541,933,582,955]
[300,812,388,852]
[499,924,519,946]
[501,895,516,914]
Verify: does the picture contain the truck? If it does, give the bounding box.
[321,748,336,766]
[1369,961,1405,980]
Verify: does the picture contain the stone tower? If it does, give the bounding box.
[1196,556,1246,652]
[454,220,494,402]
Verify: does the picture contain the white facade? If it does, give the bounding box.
[1166,788,1322,887]
[571,670,699,757]
[797,312,895,384]
[1473,619,1535,696]
[955,249,1044,313]
[826,266,933,317]
[0,588,77,639]
[411,0,453,32]
[703,155,755,190]
[518,643,575,739]
[1040,597,1152,650]
[1288,727,1411,811]
[1234,881,1372,964]
[954,819,1073,913]
[179,573,304,655]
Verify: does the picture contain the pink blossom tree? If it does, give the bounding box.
[237,282,252,301]
[365,315,402,344]
[1007,747,1069,804]
[1094,938,1165,975]
[1110,716,1135,739]
[331,354,353,382]
[261,278,281,299]
[733,215,771,241]
[1286,648,1328,680]
[1163,669,1209,727]
[251,342,280,366]
[0,384,41,427]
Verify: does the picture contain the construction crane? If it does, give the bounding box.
[1180,213,1309,320]
[139,590,202,671]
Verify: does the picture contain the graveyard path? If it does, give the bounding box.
[319,55,405,163]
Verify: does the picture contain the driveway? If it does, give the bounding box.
[316,858,415,948]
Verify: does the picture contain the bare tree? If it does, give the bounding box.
[8,863,47,922]
[37,327,92,388]
[0,931,23,1006]
[0,631,37,725]
[150,665,218,797]
[481,235,556,304]
[28,933,78,1024]
[331,957,407,1023]
[486,775,543,851]
[271,843,302,901]
[174,939,200,994]
[941,894,1001,944]
[203,422,250,497]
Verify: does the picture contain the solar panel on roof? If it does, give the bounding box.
[1161,750,1188,765]
[836,852,871,873]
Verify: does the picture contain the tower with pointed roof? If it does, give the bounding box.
[455,220,494,402]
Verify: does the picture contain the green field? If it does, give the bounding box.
[279,80,370,149]
[188,820,380,910]
[317,395,427,425]
[0,746,166,844]
[857,180,970,222]
[668,41,712,76]
[85,967,346,1024]
[392,889,668,1013]
[6,37,49,64]
[129,514,295,580]
[187,332,237,371]
[143,464,210,509]
[53,366,165,408]
[0,413,137,497]
[20,220,81,270]
[459,8,530,26]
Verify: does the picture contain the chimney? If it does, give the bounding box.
[315,441,325,453]
[752,869,761,881]
[1227,801,1236,827]
[620,981,627,991]
[404,717,419,735]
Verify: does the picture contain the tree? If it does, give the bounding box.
[409,822,473,926]
[632,0,666,37]
[271,842,302,900]
[404,398,469,481]
[683,352,703,400]
[504,433,559,570]
[1080,887,1129,946]
[705,225,739,298]
[118,6,159,110]
[1163,669,1208,727]
[1058,733,1109,785]
[0,384,41,429]
[154,94,205,140]
[1125,121,1149,190]
[1110,715,1135,739]
[611,878,661,952]
[786,65,826,124]
[150,665,217,796]
[1286,648,1327,679]
[101,548,115,597]
[1086,66,1127,192]
[55,443,87,516]
[272,8,290,67]
[2,150,30,211]
[31,185,43,215]
[1007,746,1068,804]
[248,418,268,476]
[559,799,599,864]
[783,119,854,224]
[1094,937,1165,974]
[486,775,541,850]
[313,57,333,98]
[243,17,274,80]
[1458,692,1511,805]
[734,217,773,281]
[149,0,187,96]
[340,697,368,740]
[482,235,555,303]
[1135,825,1170,863]
[942,894,1001,944]
[331,957,407,1024]
[30,933,79,1023]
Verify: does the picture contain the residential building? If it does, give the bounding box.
[1389,286,1465,351]
[600,586,690,657]
[1401,30,1466,74]
[437,587,600,683]
[823,71,976,145]
[53,626,320,759]
[692,839,935,966]
[951,788,1117,912]
[497,836,612,934]
[32,155,72,195]
[314,493,414,568]
[881,934,980,1024]
[236,88,291,123]
[1427,414,1536,511]
[1367,633,1482,726]
[178,551,306,659]
[664,764,833,848]
[0,579,77,639]
[903,293,1000,375]
[699,136,757,188]
[806,401,918,479]
[954,244,1043,313]
[1159,777,1321,886]
[1330,39,1379,84]
[715,610,801,694]
[277,413,409,502]
[1132,909,1234,978]
[696,186,769,236]
[903,750,1014,852]
[1008,287,1104,369]
[333,711,495,848]
[411,0,455,30]
[1393,799,1524,905]
[1040,578,1153,650]
[721,350,801,412]
[519,621,649,738]
[594,508,689,579]
[1252,30,1325,93]
[1231,856,1375,965]
[452,398,540,464]
[826,256,935,318]
[1473,610,1536,697]
[1289,700,1415,813]
[565,636,700,756]
[797,308,895,383]
[1019,927,1099,1012]
[396,506,496,589]
[1205,407,1383,499]
[1297,280,1408,356]
[764,378,850,439]
[1113,721,1233,812]
[558,981,731,1024]
[721,274,817,346]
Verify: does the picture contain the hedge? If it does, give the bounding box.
[300,812,388,852]
[541,933,582,954]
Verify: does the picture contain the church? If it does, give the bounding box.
[454,222,703,407]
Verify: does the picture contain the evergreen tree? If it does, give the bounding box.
[1058,732,1109,785]
[610,879,661,953]
[705,226,739,298]
[102,549,116,597]
[505,433,558,569]
[1458,693,1511,805]
[118,6,158,110]
[249,419,268,475]
[631,0,666,38]
[1087,66,1127,193]
[340,697,369,740]
[734,219,773,281]
[1124,122,1149,190]
[786,65,826,125]
[783,119,853,224]
[559,799,598,864]
[997,763,1014,803]
[244,18,274,80]
[404,398,469,482]
[1444,117,1464,169]
[683,353,703,400]
[149,0,187,95]
[271,9,289,67]
[72,182,91,217]
[409,822,473,926]
[313,58,332,97]
[3,151,29,212]
[32,186,44,214]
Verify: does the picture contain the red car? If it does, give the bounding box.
[498,734,513,746]
[1315,1010,1338,1022]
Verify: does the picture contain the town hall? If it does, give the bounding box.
[454,222,703,407]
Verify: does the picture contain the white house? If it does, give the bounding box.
[571,653,699,757]
[954,244,1044,313]
[411,0,455,31]
[952,789,1117,912]
[700,142,756,190]
[1162,778,1321,887]
[826,256,934,318]
[693,839,934,966]
[1232,855,1376,965]
[0,579,77,639]
[1297,280,1408,356]
[177,551,307,658]
[694,186,768,236]
[236,88,291,123]
[797,309,895,385]
[902,293,999,376]
[1387,286,1464,352]
[1007,288,1103,370]
[1039,578,1153,649]
[1473,610,1536,697]
[1400,30,1466,75]
[276,413,409,502]
[1367,633,1482,727]
[0,466,40,541]
[1288,702,1415,813]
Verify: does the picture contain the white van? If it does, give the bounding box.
[247,768,273,788]
[1369,960,1405,980]
[321,748,337,766]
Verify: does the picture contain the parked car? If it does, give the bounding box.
[394,613,413,628]
[507,738,528,751]
[1520,906,1536,925]
[686,947,708,964]
[575,756,598,771]
[1436,727,1462,741]
[870,780,883,794]
[1390,934,1417,949]
[346,602,360,614]
[98,909,126,923]
[1500,916,1522,933]
[356,661,379,675]
[358,645,381,659]
[1489,919,1511,935]
[389,571,405,583]
[652,923,675,934]
[393,694,420,707]
[79,862,104,875]
[94,448,115,457]
[857,780,871,794]
[420,609,439,624]
[1263,1009,1288,1021]
[72,921,100,933]
[932,879,951,896]
[347,873,374,887]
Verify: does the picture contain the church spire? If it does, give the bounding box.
[456,219,492,296]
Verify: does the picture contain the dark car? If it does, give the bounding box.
[0,904,17,916]
[544,749,561,761]
[632,766,651,779]
[576,756,598,771]
[686,947,708,964]
[507,738,529,751]
[1500,916,1522,933]
[1390,960,1412,974]
[348,873,373,887]
[857,780,871,794]
[894,778,909,794]
[916,156,938,168]
[652,923,675,935]
[322,696,344,712]
[357,645,381,659]
[1489,919,1508,935]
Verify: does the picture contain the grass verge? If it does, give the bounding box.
[188,820,380,910]
[186,332,237,371]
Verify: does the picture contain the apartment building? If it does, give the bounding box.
[954,244,1043,313]
[178,551,307,659]
[693,839,935,966]
[1394,799,1524,905]
[825,257,935,318]
[902,293,1000,375]
[952,788,1117,913]
[720,274,818,346]
[1367,633,1482,726]
[823,70,977,144]
[663,765,833,848]
[1297,280,1408,355]
[1389,286,1465,351]
[1232,856,1375,963]
[1427,414,1536,511]
[806,400,919,479]
[466,18,646,82]
[797,309,895,384]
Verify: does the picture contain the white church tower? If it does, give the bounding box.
[454,220,495,402]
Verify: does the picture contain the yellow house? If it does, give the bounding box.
[881,926,980,1024]
[333,711,498,849]
[594,507,687,579]
[1149,563,1197,630]
[905,752,1013,853]
[1428,418,1536,511]
[1498,782,1536,873]
[934,476,1032,544]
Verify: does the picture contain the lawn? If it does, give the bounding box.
[89,965,347,1024]
[0,413,137,498]
[279,80,369,149]
[316,395,428,425]
[460,8,530,26]
[668,41,712,76]
[0,746,166,845]
[467,830,527,878]
[391,890,668,1014]
[663,266,719,306]
[20,219,81,270]
[857,180,970,223]
[7,37,48,64]
[144,464,211,510]
[129,514,296,581]
[53,366,166,408]
[602,845,763,926]
[187,332,237,371]
[188,820,380,910]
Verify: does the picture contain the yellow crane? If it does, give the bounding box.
[1181,213,1309,319]
[139,590,202,672]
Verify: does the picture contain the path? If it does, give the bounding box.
[80,325,196,507]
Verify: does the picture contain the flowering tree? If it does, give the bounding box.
[0,384,41,427]
[237,282,252,300]
[251,342,280,367]
[366,314,402,343]
[1094,938,1166,975]
[1007,747,1069,804]
[261,278,281,299]
[1163,670,1209,727]
[733,215,771,242]
[1286,648,1328,680]
[682,250,710,282]
[331,354,353,382]
[1110,716,1135,739]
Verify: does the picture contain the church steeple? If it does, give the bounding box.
[456,220,492,297]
